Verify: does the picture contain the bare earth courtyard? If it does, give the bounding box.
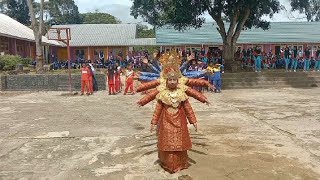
[0,88,320,180]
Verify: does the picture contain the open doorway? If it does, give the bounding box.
[275,46,281,56]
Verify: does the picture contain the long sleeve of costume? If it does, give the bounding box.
[151,101,163,125]
[149,64,161,74]
[180,61,189,72]
[137,89,160,106]
[136,80,160,92]
[182,100,197,124]
[185,88,208,103]
[186,78,210,87]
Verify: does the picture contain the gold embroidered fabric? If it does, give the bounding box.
[156,84,189,108]
[151,100,196,152]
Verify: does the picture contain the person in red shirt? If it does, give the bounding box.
[123,64,135,95]
[114,63,122,93]
[87,63,94,95]
[107,64,116,95]
[81,64,90,95]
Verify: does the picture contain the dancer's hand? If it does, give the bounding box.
[136,101,142,108]
[150,124,157,133]
[206,101,211,106]
[193,123,198,132]
[208,83,215,91]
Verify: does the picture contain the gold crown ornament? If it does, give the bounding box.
[159,51,183,78]
[159,51,182,67]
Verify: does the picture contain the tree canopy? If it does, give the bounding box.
[47,0,82,25]
[290,0,320,21]
[0,0,30,25]
[131,0,282,69]
[81,12,121,24]
[137,24,155,38]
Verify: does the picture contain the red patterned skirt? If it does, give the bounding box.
[158,150,190,173]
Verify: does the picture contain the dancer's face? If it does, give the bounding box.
[167,77,178,89]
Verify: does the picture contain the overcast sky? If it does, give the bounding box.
[74,0,307,26]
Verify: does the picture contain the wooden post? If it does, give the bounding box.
[106,46,109,59]
[87,47,90,60]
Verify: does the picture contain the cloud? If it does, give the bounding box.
[75,0,148,26]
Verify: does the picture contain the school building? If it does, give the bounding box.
[0,13,60,61]
[48,24,157,62]
[156,22,320,56]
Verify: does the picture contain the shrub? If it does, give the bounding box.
[21,57,33,66]
[0,55,23,71]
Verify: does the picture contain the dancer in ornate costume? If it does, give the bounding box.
[136,51,214,173]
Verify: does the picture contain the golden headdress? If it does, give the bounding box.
[136,50,212,107]
[159,50,182,79]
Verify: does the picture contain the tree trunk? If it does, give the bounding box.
[222,42,239,72]
[27,0,44,73]
[35,35,44,73]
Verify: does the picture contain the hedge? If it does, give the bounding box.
[0,55,24,71]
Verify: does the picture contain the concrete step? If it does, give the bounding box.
[223,80,320,85]
[223,78,320,82]
[222,72,320,78]
[222,85,317,90]
[223,82,320,89]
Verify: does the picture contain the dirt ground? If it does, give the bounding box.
[0,88,320,180]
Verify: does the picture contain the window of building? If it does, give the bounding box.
[16,40,25,56]
[75,49,85,60]
[0,36,9,54]
[94,49,104,61]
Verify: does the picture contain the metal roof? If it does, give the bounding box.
[0,13,60,46]
[156,22,320,45]
[49,24,156,47]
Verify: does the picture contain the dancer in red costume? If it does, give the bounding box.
[136,51,213,174]
[87,63,94,95]
[123,64,136,95]
[114,63,122,93]
[107,65,116,95]
[80,63,90,95]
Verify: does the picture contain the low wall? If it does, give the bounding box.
[0,74,106,91]
[0,71,319,91]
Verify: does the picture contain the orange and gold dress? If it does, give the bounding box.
[152,84,197,173]
[136,51,212,173]
[153,100,196,172]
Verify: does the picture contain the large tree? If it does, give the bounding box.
[81,12,121,24]
[137,23,155,38]
[290,0,320,21]
[47,0,82,25]
[0,0,30,25]
[131,0,281,70]
[27,0,45,72]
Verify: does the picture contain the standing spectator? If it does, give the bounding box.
[80,64,90,95]
[304,47,311,72]
[200,48,206,57]
[206,62,215,92]
[114,63,122,93]
[284,46,290,72]
[271,56,276,69]
[291,47,298,72]
[88,63,98,91]
[213,63,222,93]
[247,48,252,65]
[109,52,114,61]
[235,47,241,61]
[254,47,262,72]
[99,50,105,65]
[315,47,320,72]
[87,63,94,95]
